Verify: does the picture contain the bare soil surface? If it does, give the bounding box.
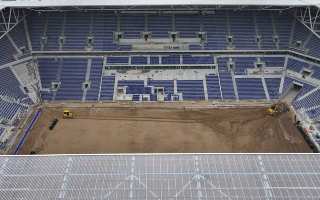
[19,103,312,154]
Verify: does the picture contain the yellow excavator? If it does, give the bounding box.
[63,109,73,118]
[266,102,289,116]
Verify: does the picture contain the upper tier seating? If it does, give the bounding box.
[1,10,320,68]
[273,13,293,49]
[229,11,257,49]
[26,10,319,53]
[255,11,276,50]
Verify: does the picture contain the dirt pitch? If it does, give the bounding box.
[19,103,312,154]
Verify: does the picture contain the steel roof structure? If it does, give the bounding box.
[0,0,319,8]
[0,154,319,199]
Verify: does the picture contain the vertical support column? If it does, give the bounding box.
[41,14,48,51]
[279,56,288,94]
[289,11,297,46]
[174,79,178,94]
[59,13,67,51]
[253,12,261,49]
[231,72,239,101]
[82,58,92,102]
[7,34,22,55]
[302,32,314,49]
[270,13,279,49]
[23,15,33,51]
[215,56,223,100]
[33,60,42,90]
[113,73,118,101]
[98,56,107,101]
[52,58,64,101]
[262,77,270,101]
[203,79,208,101]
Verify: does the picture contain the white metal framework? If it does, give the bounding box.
[0,154,319,199]
[0,8,26,40]
[296,6,320,38]
[0,0,319,8]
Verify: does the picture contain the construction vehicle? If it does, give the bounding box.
[267,102,289,116]
[63,109,73,118]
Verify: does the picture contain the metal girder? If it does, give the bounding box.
[295,6,320,39]
[24,5,296,13]
[0,8,26,40]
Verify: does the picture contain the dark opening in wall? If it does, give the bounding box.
[256,63,263,68]
[142,32,151,41]
[171,32,177,42]
[198,32,206,42]
[23,87,29,93]
[302,69,312,78]
[295,40,302,48]
[114,32,123,41]
[292,83,303,91]
[227,35,233,43]
[256,35,261,43]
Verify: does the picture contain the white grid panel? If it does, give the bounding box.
[0,154,319,199]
